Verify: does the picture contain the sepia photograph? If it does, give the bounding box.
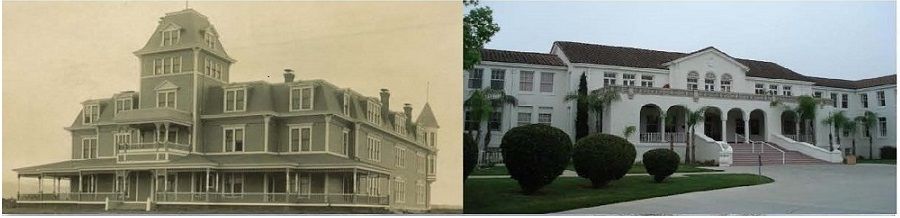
[3,1,462,214]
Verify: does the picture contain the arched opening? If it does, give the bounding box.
[639,104,664,142]
[726,108,745,143]
[687,71,699,90]
[665,105,689,143]
[749,109,766,141]
[781,111,799,136]
[703,107,723,141]
[704,72,716,91]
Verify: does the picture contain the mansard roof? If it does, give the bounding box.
[134,9,233,62]
[807,74,897,89]
[480,48,566,67]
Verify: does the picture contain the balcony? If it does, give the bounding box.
[604,85,835,105]
[17,192,389,206]
[639,132,687,143]
[117,142,191,162]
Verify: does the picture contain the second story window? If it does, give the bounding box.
[720,74,732,92]
[622,74,636,86]
[223,126,245,152]
[783,86,792,96]
[640,75,654,87]
[841,94,849,108]
[814,91,823,98]
[468,69,483,89]
[755,84,765,94]
[83,104,100,125]
[490,69,505,90]
[115,98,133,114]
[878,91,886,106]
[289,125,312,152]
[367,135,381,161]
[861,93,869,108]
[519,71,534,92]
[82,137,98,159]
[686,72,699,90]
[540,72,554,92]
[704,73,716,91]
[396,146,406,168]
[603,72,617,86]
[342,129,350,156]
[768,85,778,96]
[517,106,532,127]
[224,88,247,112]
[157,90,176,108]
[830,93,838,107]
[417,153,426,174]
[879,117,888,137]
[290,86,314,111]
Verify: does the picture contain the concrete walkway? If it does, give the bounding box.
[469,169,726,179]
[558,164,896,215]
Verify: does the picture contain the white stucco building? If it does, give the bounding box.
[465,41,895,166]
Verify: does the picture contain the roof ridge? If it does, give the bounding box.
[482,48,554,56]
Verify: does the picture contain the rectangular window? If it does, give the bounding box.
[861,93,869,108]
[157,90,176,108]
[490,69,505,90]
[429,132,436,147]
[366,101,382,124]
[394,179,406,203]
[367,136,381,161]
[83,104,100,124]
[428,155,436,175]
[417,153,426,174]
[768,84,778,95]
[342,93,351,115]
[687,77,699,91]
[161,30,180,46]
[396,146,406,168]
[879,117,888,137]
[517,106,532,127]
[538,107,552,125]
[342,129,350,155]
[489,110,502,131]
[223,127,245,152]
[603,72,617,86]
[814,91,822,98]
[704,78,715,91]
[640,75,654,87]
[468,69,483,89]
[222,173,244,194]
[114,132,132,148]
[878,91,886,106]
[519,71,534,92]
[154,59,164,75]
[81,138,97,159]
[831,93,838,107]
[115,98,133,114]
[290,86,314,111]
[720,80,731,92]
[841,94,848,108]
[416,180,426,205]
[289,125,312,152]
[782,86,792,96]
[622,74,636,86]
[755,84,765,95]
[540,72,554,92]
[224,88,246,112]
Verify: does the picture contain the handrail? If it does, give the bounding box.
[770,134,843,163]
[763,142,786,165]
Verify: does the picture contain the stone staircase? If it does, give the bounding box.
[731,142,830,166]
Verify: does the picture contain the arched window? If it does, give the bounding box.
[704,72,716,91]
[720,74,732,92]
[686,71,699,90]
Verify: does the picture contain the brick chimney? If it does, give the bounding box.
[379,89,390,116]
[403,103,413,122]
[283,69,295,83]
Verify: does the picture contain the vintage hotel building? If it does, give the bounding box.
[467,41,895,166]
[14,9,439,212]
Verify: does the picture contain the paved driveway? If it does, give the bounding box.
[559,164,896,215]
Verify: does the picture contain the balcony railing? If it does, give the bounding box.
[18,192,121,202]
[118,142,190,152]
[603,85,834,105]
[639,132,686,143]
[155,192,389,205]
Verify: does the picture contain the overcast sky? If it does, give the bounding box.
[480,1,896,80]
[3,1,461,206]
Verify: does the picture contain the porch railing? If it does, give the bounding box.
[18,192,122,202]
[639,132,686,143]
[481,147,503,166]
[118,142,190,152]
[155,192,389,205]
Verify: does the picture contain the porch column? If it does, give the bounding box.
[154,123,162,157]
[285,168,290,199]
[205,168,210,201]
[53,177,58,194]
[795,121,801,136]
[659,114,665,142]
[743,114,750,142]
[353,169,358,194]
[164,123,171,160]
[16,175,20,199]
[38,175,43,195]
[720,116,726,142]
[264,116,271,152]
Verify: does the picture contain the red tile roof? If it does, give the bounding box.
[480,48,566,66]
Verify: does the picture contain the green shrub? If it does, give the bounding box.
[463,133,478,180]
[572,134,636,188]
[642,149,680,182]
[500,124,572,194]
[880,146,896,159]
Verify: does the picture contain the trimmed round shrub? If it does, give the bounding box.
[463,133,478,180]
[880,146,896,159]
[642,149,681,183]
[572,134,636,188]
[500,124,572,194]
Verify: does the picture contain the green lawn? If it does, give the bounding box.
[472,163,720,176]
[464,174,773,214]
[858,159,896,165]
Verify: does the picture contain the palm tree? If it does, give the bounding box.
[685,107,707,164]
[822,111,850,151]
[663,110,678,151]
[855,111,878,158]
[564,87,621,134]
[770,96,822,143]
[623,126,636,139]
[464,88,517,164]
[843,119,858,156]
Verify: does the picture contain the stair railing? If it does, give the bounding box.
[762,142,786,165]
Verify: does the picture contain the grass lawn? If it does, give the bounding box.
[858,159,896,165]
[472,163,721,176]
[464,173,773,214]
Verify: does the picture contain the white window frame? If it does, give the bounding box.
[416,180,425,205]
[755,83,765,95]
[224,88,247,113]
[879,117,888,137]
[516,106,533,127]
[157,90,177,108]
[468,69,484,89]
[640,75,654,87]
[860,93,869,108]
[783,86,792,96]
[768,84,778,96]
[540,72,554,93]
[622,74,636,86]
[81,137,98,159]
[519,71,534,92]
[878,91,886,107]
[603,72,617,86]
[367,100,382,125]
[205,31,217,49]
[82,104,100,125]
[290,86,315,111]
[223,125,246,152]
[342,92,351,115]
[367,135,381,162]
[289,124,313,153]
[394,178,406,203]
[160,29,180,46]
[538,106,553,125]
[342,129,350,156]
[396,146,407,168]
[115,98,133,115]
[841,93,849,108]
[687,72,699,91]
[704,73,716,91]
[417,152,426,174]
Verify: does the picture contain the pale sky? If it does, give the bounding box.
[480,1,896,80]
[2,1,462,206]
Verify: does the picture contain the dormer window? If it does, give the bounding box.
[115,98,133,114]
[161,29,180,46]
[342,92,351,115]
[290,86,314,111]
[367,100,382,124]
[395,115,407,135]
[205,31,217,49]
[83,104,100,124]
[224,87,247,112]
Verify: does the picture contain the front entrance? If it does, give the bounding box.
[120,171,152,202]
